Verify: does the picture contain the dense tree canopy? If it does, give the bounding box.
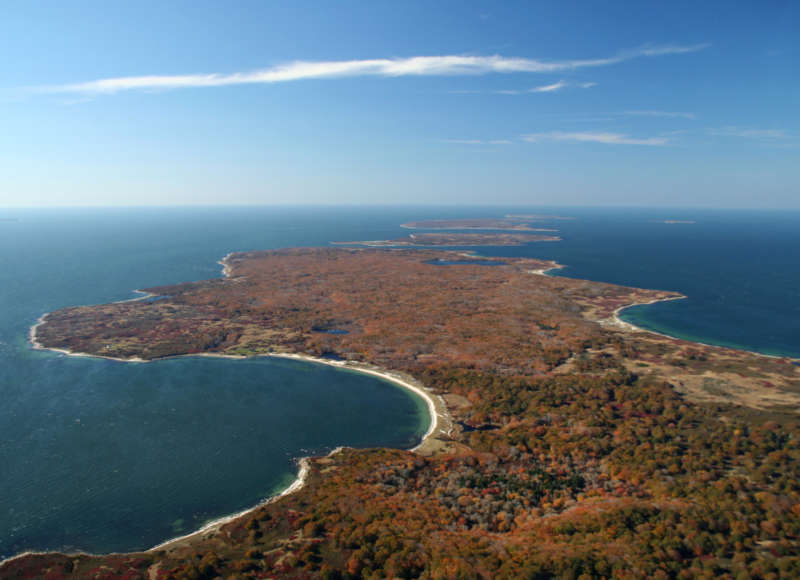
[9,248,799,579]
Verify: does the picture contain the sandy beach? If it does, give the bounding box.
[26,255,236,362]
[116,289,158,303]
[528,261,565,276]
[148,454,314,553]
[269,352,450,449]
[143,352,450,553]
[29,316,148,363]
[28,313,47,350]
[606,294,688,333]
[218,252,234,278]
[29,320,447,446]
[609,295,799,363]
[29,321,450,435]
[26,286,451,558]
[0,453,316,565]
[17,335,450,558]
[147,353,452,552]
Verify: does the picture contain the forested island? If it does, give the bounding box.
[505,214,575,221]
[7,247,800,579]
[332,232,560,247]
[400,219,556,231]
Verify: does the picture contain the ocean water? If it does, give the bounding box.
[475,208,800,358]
[1,206,798,559]
[0,207,436,559]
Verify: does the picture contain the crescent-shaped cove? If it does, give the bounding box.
[0,354,431,559]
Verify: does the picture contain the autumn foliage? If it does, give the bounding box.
[9,248,800,579]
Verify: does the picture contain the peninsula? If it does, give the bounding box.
[7,247,800,579]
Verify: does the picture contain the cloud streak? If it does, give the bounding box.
[523,131,669,146]
[529,80,569,93]
[496,80,598,94]
[457,80,596,95]
[46,43,709,94]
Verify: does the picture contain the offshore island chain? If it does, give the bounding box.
[6,219,800,578]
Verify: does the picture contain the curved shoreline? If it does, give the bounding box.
[607,295,688,334]
[12,343,448,560]
[30,321,447,447]
[146,453,315,553]
[0,456,316,566]
[269,352,447,448]
[28,288,161,362]
[145,363,449,557]
[610,297,799,362]
[218,252,234,278]
[21,297,449,563]
[533,262,799,362]
[613,296,800,362]
[528,261,565,276]
[9,340,447,562]
[27,251,449,451]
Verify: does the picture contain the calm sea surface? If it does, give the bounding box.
[1,206,798,558]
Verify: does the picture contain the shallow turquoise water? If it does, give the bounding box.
[1,205,798,559]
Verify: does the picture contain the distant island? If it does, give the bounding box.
[332,232,560,246]
[8,246,800,578]
[505,213,575,220]
[401,218,557,231]
[651,219,697,224]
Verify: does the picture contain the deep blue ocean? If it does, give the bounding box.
[1,206,798,559]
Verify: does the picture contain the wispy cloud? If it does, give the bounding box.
[44,43,709,94]
[522,131,669,146]
[624,110,696,119]
[708,126,788,139]
[496,80,598,95]
[635,44,710,57]
[530,80,569,93]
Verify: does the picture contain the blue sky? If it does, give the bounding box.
[1,0,797,207]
